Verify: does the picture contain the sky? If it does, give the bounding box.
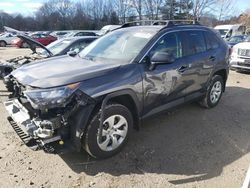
[0,0,44,15]
[0,0,249,16]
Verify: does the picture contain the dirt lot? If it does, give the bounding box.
[0,47,250,188]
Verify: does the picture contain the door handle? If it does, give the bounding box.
[209,56,216,61]
[178,65,188,73]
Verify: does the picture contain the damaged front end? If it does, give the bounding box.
[4,79,95,153]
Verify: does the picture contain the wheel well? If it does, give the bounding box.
[213,69,227,91]
[109,94,139,130]
[0,40,7,44]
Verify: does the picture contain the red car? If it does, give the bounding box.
[12,33,57,47]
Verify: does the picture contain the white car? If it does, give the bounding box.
[230,35,250,71]
[0,33,17,47]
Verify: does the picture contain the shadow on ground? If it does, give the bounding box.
[41,86,250,184]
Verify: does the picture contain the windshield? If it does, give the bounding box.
[229,36,244,43]
[217,29,229,36]
[39,38,71,55]
[245,36,250,42]
[79,28,156,63]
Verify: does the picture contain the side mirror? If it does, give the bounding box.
[149,51,175,70]
[67,50,77,57]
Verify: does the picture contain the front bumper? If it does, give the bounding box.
[230,57,250,71]
[4,99,62,152]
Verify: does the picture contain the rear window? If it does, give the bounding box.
[186,31,206,55]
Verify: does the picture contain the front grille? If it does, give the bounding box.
[238,62,250,67]
[238,49,250,57]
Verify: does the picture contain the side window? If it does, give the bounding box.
[76,32,96,36]
[69,40,92,52]
[204,31,220,50]
[149,32,182,60]
[185,31,206,55]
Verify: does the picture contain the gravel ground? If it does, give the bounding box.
[0,47,250,188]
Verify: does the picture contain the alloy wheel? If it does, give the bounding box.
[97,115,128,151]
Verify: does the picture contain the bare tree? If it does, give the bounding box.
[130,0,145,20]
[216,0,235,21]
[191,0,216,20]
[114,0,133,23]
[145,0,163,19]
[239,10,250,33]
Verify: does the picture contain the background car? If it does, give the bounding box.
[12,33,57,47]
[38,36,98,56]
[227,35,247,48]
[98,25,121,35]
[65,30,98,37]
[50,31,72,39]
[0,33,17,47]
[1,35,98,79]
[230,35,250,71]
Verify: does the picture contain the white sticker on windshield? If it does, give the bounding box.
[133,33,152,39]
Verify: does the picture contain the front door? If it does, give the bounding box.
[142,31,196,115]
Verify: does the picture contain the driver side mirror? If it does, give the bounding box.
[149,51,175,70]
[67,48,80,57]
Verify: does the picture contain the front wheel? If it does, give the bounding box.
[200,75,224,108]
[83,104,133,159]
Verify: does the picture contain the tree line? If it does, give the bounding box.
[0,0,243,32]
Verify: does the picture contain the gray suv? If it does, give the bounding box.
[4,21,229,159]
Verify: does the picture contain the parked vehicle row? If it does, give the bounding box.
[3,20,229,159]
[0,26,121,49]
[0,35,98,79]
[213,24,250,72]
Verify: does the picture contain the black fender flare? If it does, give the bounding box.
[71,89,141,151]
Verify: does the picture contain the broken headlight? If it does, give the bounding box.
[24,83,80,110]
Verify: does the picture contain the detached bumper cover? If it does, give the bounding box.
[4,99,61,151]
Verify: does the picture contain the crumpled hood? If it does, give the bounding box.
[11,55,121,88]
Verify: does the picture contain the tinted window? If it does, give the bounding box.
[75,32,96,36]
[70,39,95,52]
[204,31,220,50]
[150,32,183,59]
[186,31,206,55]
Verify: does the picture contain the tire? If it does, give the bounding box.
[200,75,224,108]
[0,41,7,47]
[84,103,133,159]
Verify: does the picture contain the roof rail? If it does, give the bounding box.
[121,19,200,29]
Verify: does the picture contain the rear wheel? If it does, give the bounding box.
[200,75,224,108]
[83,104,133,159]
[0,41,7,47]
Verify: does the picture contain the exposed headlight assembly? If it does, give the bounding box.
[24,82,80,110]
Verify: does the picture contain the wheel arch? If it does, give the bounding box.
[213,69,228,92]
[0,40,7,46]
[96,89,142,130]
